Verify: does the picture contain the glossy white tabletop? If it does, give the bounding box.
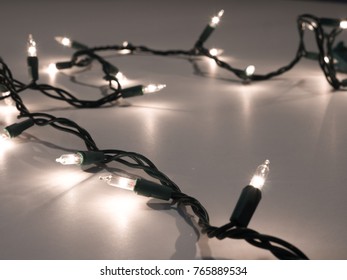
[0,0,346,259]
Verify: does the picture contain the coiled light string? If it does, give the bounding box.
[3,10,343,260]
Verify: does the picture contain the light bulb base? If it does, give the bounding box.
[103,61,119,76]
[121,85,144,98]
[305,51,320,60]
[195,25,215,48]
[55,61,73,70]
[27,56,39,81]
[230,185,262,228]
[77,151,105,165]
[320,18,340,28]
[134,179,173,201]
[71,41,89,50]
[5,119,35,138]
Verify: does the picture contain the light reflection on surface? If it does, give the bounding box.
[46,63,59,81]
[0,139,15,165]
[43,168,90,190]
[96,192,140,236]
[0,104,18,124]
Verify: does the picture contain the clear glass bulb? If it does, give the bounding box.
[245,65,255,77]
[209,9,224,28]
[340,20,347,29]
[56,153,83,165]
[209,48,224,56]
[142,84,166,94]
[0,129,10,142]
[27,34,37,57]
[99,173,137,191]
[55,36,72,47]
[250,160,270,189]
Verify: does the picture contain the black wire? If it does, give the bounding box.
[171,192,308,260]
[66,14,346,89]
[4,14,334,260]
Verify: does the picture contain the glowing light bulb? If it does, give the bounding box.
[27,34,37,57]
[210,9,224,27]
[0,129,10,142]
[115,72,127,82]
[142,84,166,94]
[99,173,137,191]
[55,36,88,50]
[245,65,255,77]
[249,160,270,189]
[324,56,330,64]
[56,153,83,165]
[100,173,173,200]
[209,48,224,56]
[55,36,72,47]
[47,63,59,75]
[118,41,132,54]
[1,91,10,98]
[340,20,347,29]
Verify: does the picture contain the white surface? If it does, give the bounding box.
[0,0,346,259]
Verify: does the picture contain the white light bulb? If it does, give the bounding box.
[340,20,347,29]
[209,48,224,56]
[250,160,270,189]
[99,173,137,191]
[142,84,166,94]
[27,34,37,57]
[245,65,255,77]
[209,9,224,28]
[324,56,330,64]
[55,36,72,47]
[56,153,83,165]
[0,129,10,142]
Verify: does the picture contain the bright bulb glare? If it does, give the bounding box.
[209,48,224,56]
[47,63,59,75]
[99,173,137,191]
[27,34,37,57]
[340,20,347,29]
[1,91,10,97]
[1,91,14,106]
[55,36,72,47]
[142,84,166,94]
[245,65,255,77]
[324,56,330,64]
[210,9,224,27]
[56,153,83,165]
[250,159,270,189]
[0,129,10,142]
[115,72,127,82]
